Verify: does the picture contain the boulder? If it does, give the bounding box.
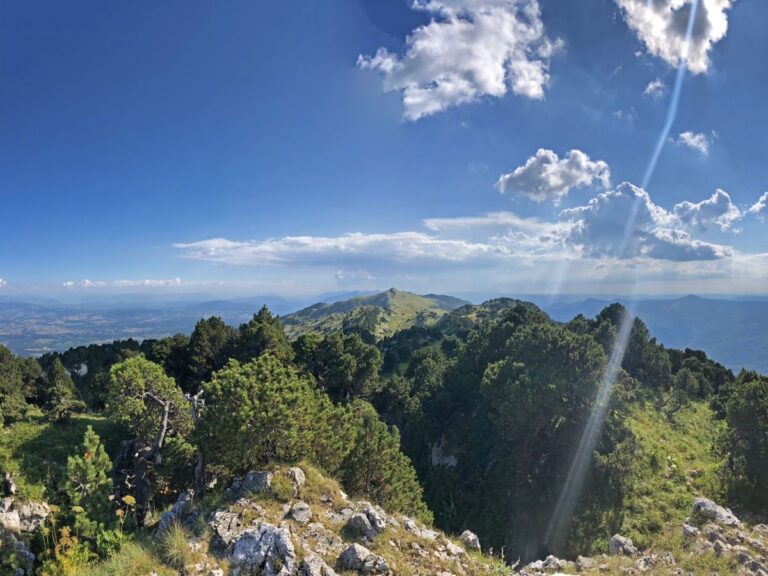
[347,512,376,539]
[288,467,306,490]
[156,489,195,537]
[230,522,296,576]
[2,472,17,496]
[241,471,274,495]
[445,541,465,556]
[16,501,50,533]
[403,516,437,540]
[299,554,340,576]
[338,543,390,574]
[525,554,572,572]
[0,509,21,532]
[690,497,740,527]
[609,534,638,556]
[576,556,597,571]
[459,529,481,551]
[289,501,313,525]
[362,504,387,534]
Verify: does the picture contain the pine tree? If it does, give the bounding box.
[65,426,114,541]
[47,358,84,422]
[200,354,317,473]
[233,306,294,364]
[342,401,432,523]
[0,344,28,425]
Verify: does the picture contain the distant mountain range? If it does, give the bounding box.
[537,295,768,374]
[1,290,766,374]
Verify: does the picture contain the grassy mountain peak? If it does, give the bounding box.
[282,288,468,340]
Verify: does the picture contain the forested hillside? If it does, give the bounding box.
[1,295,767,575]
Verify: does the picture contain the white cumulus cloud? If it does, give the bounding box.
[358,0,561,120]
[615,0,732,74]
[673,189,742,231]
[496,149,611,204]
[561,183,731,261]
[673,130,712,155]
[0,278,6,288]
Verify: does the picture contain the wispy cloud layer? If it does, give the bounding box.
[358,0,560,120]
[643,78,667,98]
[748,193,768,219]
[64,278,184,289]
[615,0,732,74]
[496,149,610,204]
[175,234,499,266]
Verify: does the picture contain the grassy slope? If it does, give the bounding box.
[619,397,726,549]
[0,412,127,500]
[283,289,468,340]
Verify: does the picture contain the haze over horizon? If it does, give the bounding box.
[3,0,767,298]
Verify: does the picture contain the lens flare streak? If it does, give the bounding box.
[543,0,701,551]
[544,310,636,547]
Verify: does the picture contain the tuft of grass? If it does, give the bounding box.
[160,522,195,571]
[78,541,174,576]
[270,472,296,503]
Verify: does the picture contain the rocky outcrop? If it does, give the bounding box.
[689,497,741,527]
[337,543,390,574]
[230,522,297,576]
[0,498,50,576]
[149,465,506,576]
[345,503,387,540]
[209,509,246,549]
[0,498,50,534]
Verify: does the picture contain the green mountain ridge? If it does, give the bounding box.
[282,288,469,340]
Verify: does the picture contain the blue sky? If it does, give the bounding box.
[2,0,766,298]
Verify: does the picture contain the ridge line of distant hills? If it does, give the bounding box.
[1,289,766,373]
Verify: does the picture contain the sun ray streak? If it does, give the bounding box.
[542,0,701,552]
[544,307,636,547]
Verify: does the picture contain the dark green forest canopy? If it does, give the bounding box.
[5,295,767,568]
